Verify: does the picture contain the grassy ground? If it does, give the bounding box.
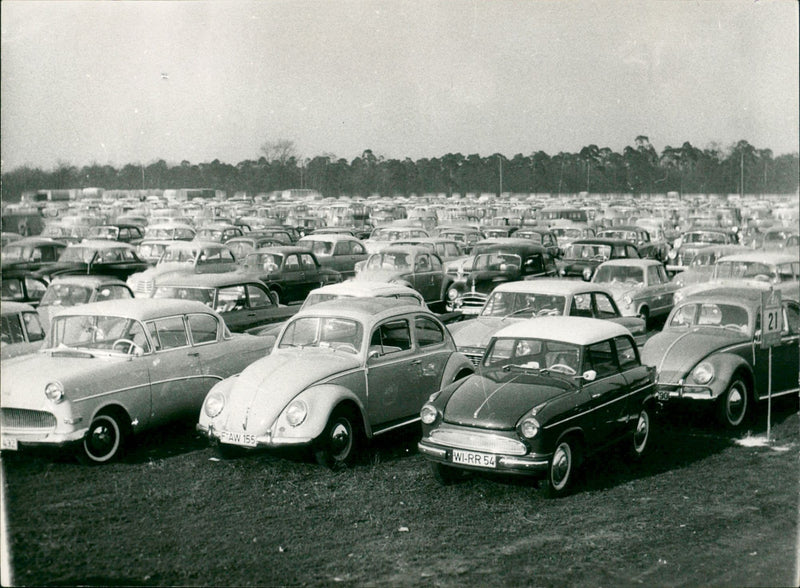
[2,400,798,587]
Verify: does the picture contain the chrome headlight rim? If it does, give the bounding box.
[518,417,540,439]
[285,399,308,427]
[420,403,439,425]
[45,381,64,404]
[204,391,226,419]
[691,361,715,385]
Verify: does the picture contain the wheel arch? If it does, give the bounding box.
[89,402,135,437]
[286,385,370,440]
[706,353,755,400]
[439,353,475,389]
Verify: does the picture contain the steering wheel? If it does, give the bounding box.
[548,364,577,375]
[112,338,139,354]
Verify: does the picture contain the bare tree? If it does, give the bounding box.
[259,139,298,165]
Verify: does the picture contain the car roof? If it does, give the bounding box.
[153,272,266,288]
[293,296,425,321]
[1,301,36,315]
[50,298,215,321]
[494,316,630,345]
[492,278,614,296]
[571,238,635,246]
[70,240,137,251]
[683,286,767,305]
[598,259,663,268]
[717,252,799,264]
[309,280,424,298]
[3,237,67,247]
[49,275,130,286]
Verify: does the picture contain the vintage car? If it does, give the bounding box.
[558,238,640,280]
[673,252,800,305]
[197,298,474,467]
[549,223,595,250]
[670,245,751,288]
[1,301,46,360]
[296,234,369,278]
[363,225,430,254]
[152,273,297,333]
[641,286,800,428]
[126,241,239,296]
[447,279,646,365]
[240,246,342,304]
[666,228,739,273]
[353,245,453,310]
[142,222,197,242]
[194,223,245,243]
[18,240,150,283]
[1,270,49,306]
[418,317,657,496]
[391,238,466,262]
[434,226,485,254]
[590,259,678,326]
[0,237,68,272]
[0,299,272,463]
[756,227,799,252]
[38,275,134,330]
[86,223,145,245]
[510,227,560,259]
[447,242,558,314]
[597,226,669,263]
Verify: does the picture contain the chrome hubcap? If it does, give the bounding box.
[551,444,571,489]
[634,412,649,453]
[330,420,352,459]
[727,384,746,423]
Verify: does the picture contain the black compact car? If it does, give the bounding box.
[558,238,640,280]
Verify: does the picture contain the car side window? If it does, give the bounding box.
[150,316,188,350]
[96,285,132,302]
[221,250,237,264]
[783,302,799,335]
[414,316,445,348]
[613,246,627,258]
[430,255,442,271]
[614,336,639,370]
[657,265,668,283]
[585,340,618,379]
[247,284,272,309]
[22,312,45,342]
[285,255,300,270]
[216,286,247,312]
[188,313,218,345]
[627,246,639,258]
[351,242,366,255]
[370,319,412,356]
[571,294,593,318]
[1,314,26,344]
[647,265,662,285]
[333,241,349,256]
[300,253,318,270]
[415,254,430,272]
[24,277,47,301]
[593,293,618,319]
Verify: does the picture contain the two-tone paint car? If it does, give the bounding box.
[447,279,646,366]
[197,298,474,467]
[418,317,657,497]
[558,238,640,280]
[641,286,800,428]
[0,299,272,463]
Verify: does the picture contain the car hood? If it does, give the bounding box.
[451,317,517,349]
[466,271,517,293]
[442,370,575,430]
[129,262,192,282]
[595,281,642,298]
[220,348,361,434]
[641,328,749,381]
[354,268,408,283]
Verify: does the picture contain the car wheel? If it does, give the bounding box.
[269,288,280,305]
[629,407,651,459]
[314,407,360,469]
[79,414,125,464]
[717,377,749,429]
[544,437,579,498]
[430,462,462,485]
[638,306,650,329]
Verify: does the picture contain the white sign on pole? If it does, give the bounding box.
[760,289,782,349]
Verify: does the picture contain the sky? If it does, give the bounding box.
[1,0,798,171]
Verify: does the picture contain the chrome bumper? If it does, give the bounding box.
[418,439,550,474]
[197,423,313,448]
[656,383,715,401]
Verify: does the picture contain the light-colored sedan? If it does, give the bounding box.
[197,298,474,468]
[591,259,679,326]
[0,299,271,463]
[1,301,46,360]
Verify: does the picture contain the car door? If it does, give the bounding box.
[185,312,229,390]
[366,318,425,427]
[580,339,628,444]
[214,285,248,332]
[411,253,435,302]
[243,283,284,329]
[299,253,322,298]
[764,301,800,397]
[614,335,652,424]
[280,254,304,303]
[412,315,451,392]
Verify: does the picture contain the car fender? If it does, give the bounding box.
[438,352,475,389]
[274,384,369,440]
[699,353,754,399]
[198,375,238,428]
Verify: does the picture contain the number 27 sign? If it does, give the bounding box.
[761,289,782,349]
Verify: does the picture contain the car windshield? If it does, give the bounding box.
[366,252,411,270]
[138,243,168,260]
[1,278,25,300]
[197,229,223,241]
[1,245,33,262]
[481,292,565,318]
[484,336,581,375]
[668,302,750,333]
[564,244,611,261]
[278,316,363,354]
[516,232,543,243]
[553,228,582,239]
[88,227,119,239]
[300,240,333,256]
[243,253,284,271]
[153,286,215,306]
[692,250,722,266]
[599,230,637,241]
[473,253,521,271]
[684,232,727,245]
[593,265,645,285]
[41,284,92,307]
[713,261,776,281]
[59,247,96,263]
[49,314,150,353]
[160,247,199,263]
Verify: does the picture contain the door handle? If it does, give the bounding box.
[247,312,257,317]
[187,351,200,357]
[411,359,422,365]
[591,392,602,399]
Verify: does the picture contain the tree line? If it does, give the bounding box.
[2,136,797,203]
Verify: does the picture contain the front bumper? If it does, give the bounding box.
[197,423,314,449]
[448,293,488,314]
[656,382,716,402]
[1,427,88,451]
[418,437,550,476]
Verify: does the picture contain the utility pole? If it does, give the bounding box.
[498,155,503,197]
[740,150,744,198]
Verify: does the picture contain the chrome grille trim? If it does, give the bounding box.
[2,408,57,430]
[428,429,527,456]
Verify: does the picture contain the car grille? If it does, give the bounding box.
[459,350,484,367]
[457,294,488,311]
[429,428,528,456]
[2,408,57,431]
[132,279,155,295]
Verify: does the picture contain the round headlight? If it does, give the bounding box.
[44,381,64,403]
[691,362,714,385]
[420,403,439,425]
[204,391,225,418]
[559,268,566,276]
[447,288,459,301]
[519,417,540,439]
[285,400,308,427]
[582,268,593,280]
[668,249,677,259]
[623,294,633,307]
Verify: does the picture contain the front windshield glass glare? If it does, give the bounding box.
[153,286,215,306]
[59,247,95,263]
[564,244,611,261]
[473,253,521,271]
[366,252,411,270]
[713,261,776,281]
[481,292,565,318]
[593,265,644,285]
[89,227,118,239]
[50,315,150,353]
[484,337,581,374]
[278,316,363,353]
[244,253,283,271]
[41,284,92,306]
[684,232,726,245]
[161,247,199,263]
[669,303,750,333]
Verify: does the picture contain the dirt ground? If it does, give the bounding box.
[2,400,798,587]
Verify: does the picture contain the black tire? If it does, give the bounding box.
[269,288,281,305]
[79,413,125,464]
[544,437,580,498]
[430,462,461,485]
[629,407,652,459]
[314,407,360,469]
[638,306,650,330]
[716,377,750,429]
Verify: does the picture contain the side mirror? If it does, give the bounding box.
[581,370,597,382]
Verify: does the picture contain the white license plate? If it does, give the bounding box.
[1,437,19,451]
[451,449,496,468]
[219,431,258,447]
[658,390,671,401]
